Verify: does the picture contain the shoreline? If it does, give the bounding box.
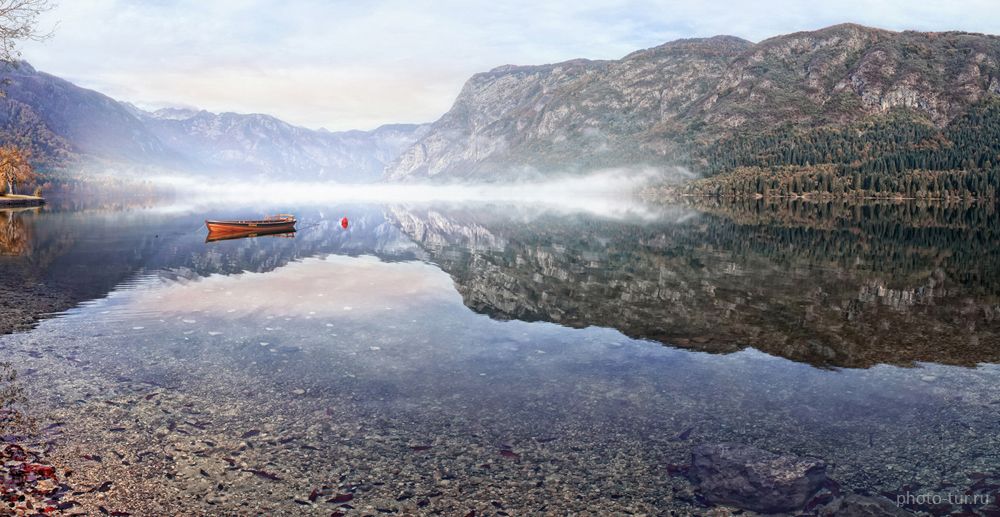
[0,195,46,208]
[639,187,995,203]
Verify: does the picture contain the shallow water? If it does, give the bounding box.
[1,199,999,515]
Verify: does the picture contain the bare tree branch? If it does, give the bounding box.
[0,0,55,96]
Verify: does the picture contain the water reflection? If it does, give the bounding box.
[2,199,1000,515]
[2,200,999,370]
[386,201,1000,369]
[134,255,455,320]
[0,209,33,256]
[0,205,421,335]
[204,228,296,243]
[4,243,999,515]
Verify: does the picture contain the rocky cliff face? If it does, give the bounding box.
[133,108,429,182]
[384,24,1000,182]
[690,24,1000,130]
[385,37,750,181]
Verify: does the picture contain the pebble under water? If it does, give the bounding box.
[1,201,999,516]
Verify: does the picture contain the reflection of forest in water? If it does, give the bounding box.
[386,199,1000,369]
[0,209,33,256]
[0,208,60,335]
[688,198,1000,292]
[2,199,999,369]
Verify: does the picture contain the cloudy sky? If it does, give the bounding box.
[19,0,1000,131]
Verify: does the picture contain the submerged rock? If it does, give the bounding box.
[689,442,826,513]
[820,494,915,516]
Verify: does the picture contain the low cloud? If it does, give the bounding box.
[158,165,695,219]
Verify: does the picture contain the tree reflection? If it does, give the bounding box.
[385,202,1000,369]
[0,209,31,256]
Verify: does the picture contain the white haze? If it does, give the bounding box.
[158,166,696,220]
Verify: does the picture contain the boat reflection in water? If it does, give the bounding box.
[204,227,296,243]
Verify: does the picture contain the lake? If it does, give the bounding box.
[1,196,999,516]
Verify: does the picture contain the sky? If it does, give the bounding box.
[18,0,1000,132]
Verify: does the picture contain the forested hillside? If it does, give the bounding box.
[0,101,77,172]
[680,98,1000,198]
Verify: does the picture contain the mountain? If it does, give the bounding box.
[0,95,78,172]
[0,63,428,182]
[0,62,180,170]
[383,24,1000,184]
[128,106,430,182]
[687,24,1000,130]
[384,36,752,182]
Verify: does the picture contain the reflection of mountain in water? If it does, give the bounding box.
[0,207,163,334]
[689,198,1000,293]
[384,202,1000,369]
[6,200,1000,369]
[148,208,422,281]
[0,206,421,336]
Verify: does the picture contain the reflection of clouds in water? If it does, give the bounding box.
[133,255,459,319]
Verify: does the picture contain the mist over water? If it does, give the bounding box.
[4,188,1000,515]
[159,166,688,219]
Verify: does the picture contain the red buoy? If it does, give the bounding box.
[341,217,348,229]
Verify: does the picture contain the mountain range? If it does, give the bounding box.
[384,23,1000,186]
[125,105,428,182]
[0,63,428,182]
[4,23,1000,187]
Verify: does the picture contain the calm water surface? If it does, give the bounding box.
[1,199,999,515]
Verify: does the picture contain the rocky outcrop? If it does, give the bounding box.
[383,37,750,181]
[689,442,827,513]
[690,24,1000,130]
[384,24,1000,182]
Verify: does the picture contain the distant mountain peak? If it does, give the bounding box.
[9,61,35,74]
[624,35,754,60]
[489,64,520,73]
[485,58,603,76]
[149,107,200,120]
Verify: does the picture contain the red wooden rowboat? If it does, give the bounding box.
[205,214,296,234]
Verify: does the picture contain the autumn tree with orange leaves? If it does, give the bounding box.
[0,142,33,195]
